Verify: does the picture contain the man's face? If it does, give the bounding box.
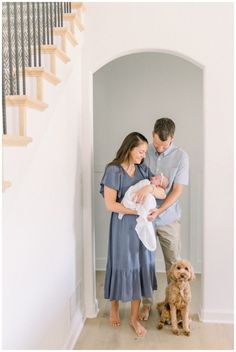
[152,132,173,154]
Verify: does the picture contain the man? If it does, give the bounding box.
[139,117,189,320]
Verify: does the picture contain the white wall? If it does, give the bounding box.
[2,40,85,348]
[93,52,203,273]
[81,2,234,323]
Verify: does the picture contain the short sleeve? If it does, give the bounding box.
[138,163,154,179]
[99,165,121,197]
[174,151,189,185]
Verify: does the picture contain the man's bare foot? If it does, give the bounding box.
[130,319,147,337]
[139,305,151,321]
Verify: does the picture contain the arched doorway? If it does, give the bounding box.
[91,51,203,316]
[82,49,204,318]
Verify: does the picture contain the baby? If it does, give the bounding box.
[118,173,168,251]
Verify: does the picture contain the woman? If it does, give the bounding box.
[100,132,162,337]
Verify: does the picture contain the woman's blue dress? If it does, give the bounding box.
[100,163,157,302]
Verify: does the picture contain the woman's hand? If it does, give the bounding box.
[134,185,152,203]
[147,208,162,221]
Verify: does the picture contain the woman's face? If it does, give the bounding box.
[129,142,148,164]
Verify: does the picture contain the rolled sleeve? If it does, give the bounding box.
[174,152,189,185]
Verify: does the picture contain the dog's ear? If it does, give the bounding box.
[188,263,196,281]
[167,264,176,282]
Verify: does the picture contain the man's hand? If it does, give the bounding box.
[134,185,152,203]
[147,208,162,221]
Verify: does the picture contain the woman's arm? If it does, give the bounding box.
[104,186,137,215]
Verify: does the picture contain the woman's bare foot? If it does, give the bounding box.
[110,312,121,327]
[130,319,147,337]
[110,300,121,327]
[139,305,151,321]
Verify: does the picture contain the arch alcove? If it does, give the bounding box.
[83,49,204,318]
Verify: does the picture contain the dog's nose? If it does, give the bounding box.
[181,273,185,278]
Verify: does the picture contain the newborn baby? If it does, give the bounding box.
[151,173,169,190]
[118,173,168,251]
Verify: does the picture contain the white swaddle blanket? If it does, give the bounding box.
[118,179,157,251]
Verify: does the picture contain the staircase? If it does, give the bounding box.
[2,2,85,191]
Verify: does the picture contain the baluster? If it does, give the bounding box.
[60,3,63,27]
[32,2,37,66]
[37,3,41,66]
[20,3,26,95]
[46,2,50,45]
[2,49,7,134]
[13,3,20,94]
[27,2,32,67]
[6,2,14,95]
[54,2,57,27]
[42,3,46,45]
[50,2,53,44]
[57,3,60,27]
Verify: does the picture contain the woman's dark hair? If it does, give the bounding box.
[108,132,148,166]
[153,117,175,141]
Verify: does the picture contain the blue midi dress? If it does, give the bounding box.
[100,163,157,302]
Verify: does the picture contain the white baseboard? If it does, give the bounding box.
[96,257,107,271]
[85,298,99,318]
[63,309,85,350]
[199,308,234,324]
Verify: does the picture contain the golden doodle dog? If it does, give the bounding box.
[157,259,195,336]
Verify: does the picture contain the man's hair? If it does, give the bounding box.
[153,118,175,141]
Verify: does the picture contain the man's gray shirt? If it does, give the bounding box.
[144,143,189,227]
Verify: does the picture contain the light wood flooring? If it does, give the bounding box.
[74,272,234,350]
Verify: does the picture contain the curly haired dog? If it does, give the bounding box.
[157,259,195,336]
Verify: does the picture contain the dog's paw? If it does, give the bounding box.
[183,330,190,336]
[157,323,163,329]
[172,328,180,335]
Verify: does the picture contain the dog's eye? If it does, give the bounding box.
[177,266,181,270]
[185,267,189,271]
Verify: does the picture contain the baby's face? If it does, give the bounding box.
[150,175,162,187]
[150,175,168,188]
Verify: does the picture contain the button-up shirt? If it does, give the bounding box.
[144,143,189,227]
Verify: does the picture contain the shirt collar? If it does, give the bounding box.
[151,142,175,157]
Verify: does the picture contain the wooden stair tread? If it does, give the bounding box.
[41,45,70,63]
[53,27,79,46]
[24,67,61,85]
[71,3,85,10]
[3,180,12,192]
[63,13,85,31]
[63,13,77,21]
[6,95,48,111]
[3,134,33,147]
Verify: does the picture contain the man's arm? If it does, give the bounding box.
[147,183,184,221]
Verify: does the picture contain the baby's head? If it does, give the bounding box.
[150,174,168,189]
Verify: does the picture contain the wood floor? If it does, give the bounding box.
[74,272,234,350]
